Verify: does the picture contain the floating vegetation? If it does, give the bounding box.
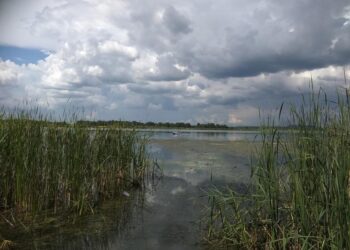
[206,86,350,249]
[0,107,150,248]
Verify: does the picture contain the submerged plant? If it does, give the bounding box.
[206,86,350,249]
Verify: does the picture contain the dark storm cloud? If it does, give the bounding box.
[163,6,192,35]
[196,53,335,78]
[108,0,350,79]
[208,95,247,106]
[1,0,350,124]
[177,0,350,78]
[128,83,184,95]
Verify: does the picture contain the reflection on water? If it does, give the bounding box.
[112,176,202,250]
[2,191,146,250]
[13,130,257,249]
[148,139,252,186]
[138,129,260,141]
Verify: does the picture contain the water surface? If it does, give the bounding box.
[139,129,260,141]
[17,130,257,249]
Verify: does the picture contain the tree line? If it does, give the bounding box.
[75,120,235,129]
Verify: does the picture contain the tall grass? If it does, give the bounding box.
[206,87,350,249]
[0,107,149,222]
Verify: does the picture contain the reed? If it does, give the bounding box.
[206,86,350,249]
[0,107,149,224]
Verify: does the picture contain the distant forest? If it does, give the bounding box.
[75,120,258,130]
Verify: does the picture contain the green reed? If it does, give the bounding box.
[206,87,350,249]
[0,107,149,221]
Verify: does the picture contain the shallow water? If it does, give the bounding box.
[14,130,256,249]
[139,129,260,141]
[112,137,253,250]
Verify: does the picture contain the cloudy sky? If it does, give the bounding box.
[0,0,349,125]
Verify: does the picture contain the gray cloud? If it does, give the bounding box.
[177,0,350,78]
[142,54,191,81]
[163,6,192,35]
[0,0,350,124]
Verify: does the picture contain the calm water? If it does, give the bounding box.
[20,130,257,249]
[139,129,260,141]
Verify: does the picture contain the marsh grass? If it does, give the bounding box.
[206,86,350,249]
[0,107,150,247]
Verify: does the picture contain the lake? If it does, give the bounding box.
[19,130,258,249]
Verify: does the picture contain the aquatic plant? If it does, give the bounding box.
[206,86,350,249]
[0,107,149,226]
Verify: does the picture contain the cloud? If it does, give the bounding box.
[98,41,138,59]
[228,106,258,125]
[178,0,350,78]
[142,53,192,81]
[228,114,242,124]
[162,6,192,35]
[0,60,28,106]
[0,0,350,124]
[0,60,19,85]
[83,65,103,77]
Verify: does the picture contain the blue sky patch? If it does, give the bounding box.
[0,45,48,64]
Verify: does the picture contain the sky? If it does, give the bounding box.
[0,0,350,125]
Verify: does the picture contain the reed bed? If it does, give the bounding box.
[206,87,350,249]
[0,108,149,227]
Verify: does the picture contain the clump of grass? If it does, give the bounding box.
[0,239,14,250]
[0,107,149,223]
[206,86,350,249]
